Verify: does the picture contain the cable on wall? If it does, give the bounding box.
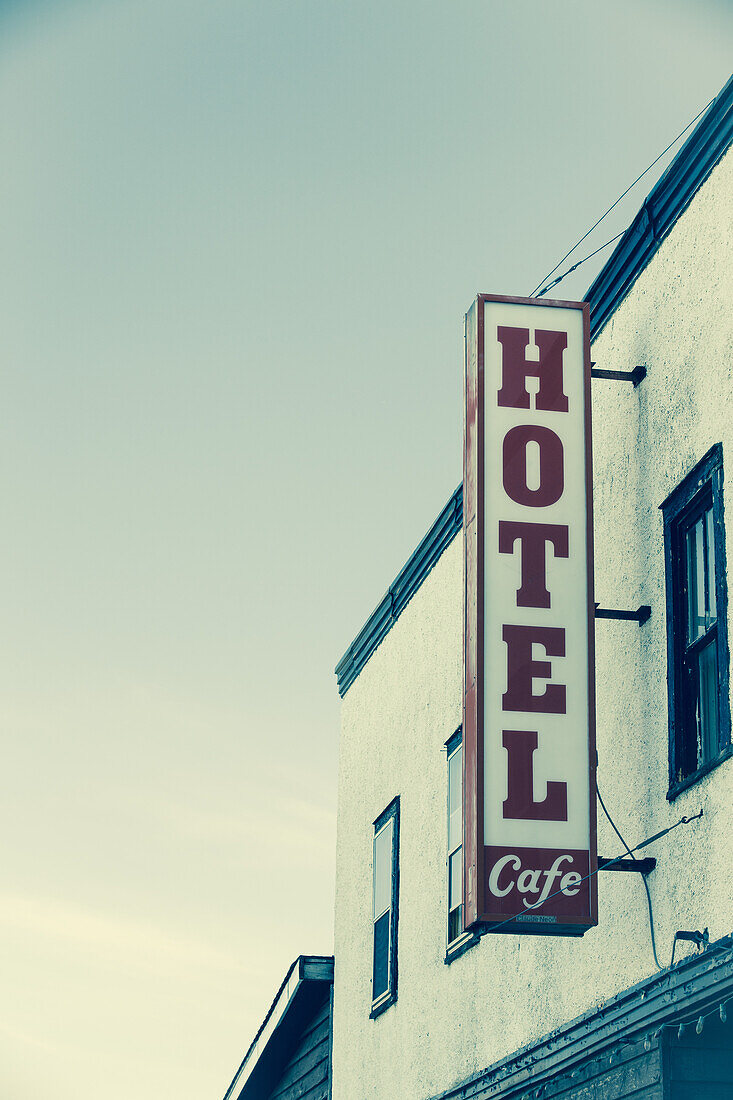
[596,782,663,971]
[478,806,703,938]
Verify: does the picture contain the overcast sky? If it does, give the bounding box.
[1,2,731,1097]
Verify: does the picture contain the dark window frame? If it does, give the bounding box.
[370,796,399,1019]
[446,729,464,947]
[662,443,731,800]
[444,727,479,964]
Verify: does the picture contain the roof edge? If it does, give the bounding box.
[335,486,463,695]
[429,934,733,1100]
[586,73,732,338]
[222,954,334,1100]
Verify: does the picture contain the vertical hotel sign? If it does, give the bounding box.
[463,294,597,936]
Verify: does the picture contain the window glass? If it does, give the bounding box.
[448,903,462,945]
[372,911,390,1001]
[706,506,717,621]
[371,799,399,1014]
[449,849,462,912]
[698,639,718,765]
[448,748,462,853]
[373,821,392,920]
[686,519,705,642]
[682,504,720,767]
[447,740,464,945]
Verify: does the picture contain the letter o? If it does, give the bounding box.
[503,425,564,507]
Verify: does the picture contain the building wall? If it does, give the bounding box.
[332,145,732,1100]
[668,1011,733,1099]
[267,990,331,1100]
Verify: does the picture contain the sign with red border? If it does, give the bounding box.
[463,294,597,936]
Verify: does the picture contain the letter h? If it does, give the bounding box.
[496,326,569,412]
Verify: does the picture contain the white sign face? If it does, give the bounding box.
[463,294,597,936]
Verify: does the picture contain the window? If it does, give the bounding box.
[445,729,478,962]
[446,731,463,945]
[370,797,399,1017]
[662,444,731,798]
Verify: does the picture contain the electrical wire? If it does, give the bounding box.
[527,96,715,298]
[596,782,663,971]
[534,230,626,298]
[477,806,703,939]
[644,994,731,1044]
[623,808,703,855]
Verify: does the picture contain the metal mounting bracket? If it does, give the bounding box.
[595,604,651,625]
[598,856,656,874]
[590,364,647,387]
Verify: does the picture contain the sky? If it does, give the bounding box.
[0,1,731,1097]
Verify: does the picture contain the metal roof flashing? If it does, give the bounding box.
[335,74,733,697]
[335,487,463,695]
[586,74,732,342]
[428,933,733,1100]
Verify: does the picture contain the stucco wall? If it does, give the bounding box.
[332,146,732,1100]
